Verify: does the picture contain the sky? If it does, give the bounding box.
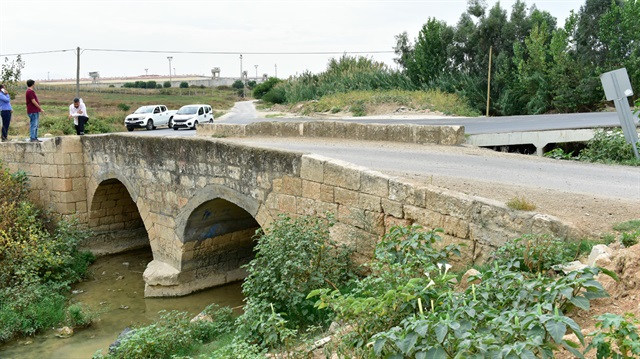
[0,0,585,82]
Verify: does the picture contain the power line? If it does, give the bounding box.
[1,48,394,57]
[0,49,76,57]
[84,48,394,55]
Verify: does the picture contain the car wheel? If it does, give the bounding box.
[192,121,198,130]
[127,127,134,132]
[173,126,179,131]
[168,118,173,128]
[209,118,213,123]
[146,119,154,130]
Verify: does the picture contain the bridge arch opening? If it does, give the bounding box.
[86,178,149,255]
[181,197,261,289]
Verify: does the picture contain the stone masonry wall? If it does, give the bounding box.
[0,137,87,221]
[197,122,465,146]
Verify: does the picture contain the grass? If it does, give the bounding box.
[506,196,537,211]
[296,89,480,117]
[613,219,640,232]
[4,86,239,138]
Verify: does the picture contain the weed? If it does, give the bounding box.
[116,103,130,112]
[506,196,537,211]
[586,313,640,358]
[613,219,640,232]
[620,231,640,248]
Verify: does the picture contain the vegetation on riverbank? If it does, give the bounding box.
[544,128,640,166]
[0,162,95,342]
[95,214,640,359]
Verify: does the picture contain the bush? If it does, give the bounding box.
[179,82,189,88]
[117,103,130,112]
[252,77,281,99]
[261,86,286,104]
[491,234,576,274]
[103,305,235,359]
[146,81,157,89]
[237,215,356,346]
[506,196,537,211]
[163,81,171,88]
[0,162,94,342]
[580,129,640,164]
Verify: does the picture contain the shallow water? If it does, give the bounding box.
[0,248,245,359]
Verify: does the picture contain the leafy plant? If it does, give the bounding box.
[613,219,640,232]
[586,313,640,359]
[506,196,537,211]
[491,234,576,274]
[620,231,640,248]
[117,103,130,112]
[580,129,640,164]
[237,214,356,346]
[545,148,575,160]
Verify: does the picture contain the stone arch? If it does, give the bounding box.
[171,184,264,294]
[86,174,149,255]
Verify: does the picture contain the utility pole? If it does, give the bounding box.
[76,47,80,98]
[274,64,277,78]
[145,68,148,76]
[254,65,258,80]
[486,46,493,118]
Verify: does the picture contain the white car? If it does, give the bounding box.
[172,104,214,130]
[124,105,177,131]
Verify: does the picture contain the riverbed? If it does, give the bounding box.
[0,248,245,359]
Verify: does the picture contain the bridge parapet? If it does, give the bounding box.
[197,121,465,146]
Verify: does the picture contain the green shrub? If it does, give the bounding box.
[163,81,171,88]
[620,231,640,248]
[491,234,575,274]
[252,77,282,99]
[237,214,356,346]
[179,82,189,88]
[544,148,575,160]
[0,162,94,342]
[116,103,130,112]
[261,85,286,104]
[586,313,640,358]
[580,129,640,164]
[146,81,157,89]
[613,219,640,232]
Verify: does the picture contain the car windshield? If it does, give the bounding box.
[177,106,198,115]
[134,106,154,114]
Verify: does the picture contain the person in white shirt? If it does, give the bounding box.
[68,97,89,135]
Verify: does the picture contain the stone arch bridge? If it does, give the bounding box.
[0,134,574,297]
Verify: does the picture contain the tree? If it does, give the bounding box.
[412,18,454,86]
[1,55,25,94]
[393,31,414,72]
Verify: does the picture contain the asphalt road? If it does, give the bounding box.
[220,101,638,134]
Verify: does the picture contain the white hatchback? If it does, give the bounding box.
[172,104,214,130]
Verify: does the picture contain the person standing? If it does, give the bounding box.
[25,79,44,142]
[68,97,89,135]
[0,84,12,141]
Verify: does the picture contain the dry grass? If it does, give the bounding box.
[506,196,537,211]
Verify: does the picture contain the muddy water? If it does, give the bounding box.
[0,248,245,359]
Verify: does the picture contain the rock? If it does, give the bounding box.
[55,326,74,338]
[558,261,588,274]
[588,244,613,267]
[109,327,135,354]
[190,312,213,323]
[143,260,180,286]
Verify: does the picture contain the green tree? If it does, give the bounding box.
[412,18,454,86]
[1,55,25,96]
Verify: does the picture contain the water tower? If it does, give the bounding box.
[89,71,100,84]
[211,67,220,79]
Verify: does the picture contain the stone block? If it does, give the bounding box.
[381,199,403,218]
[414,126,442,145]
[361,170,389,197]
[303,121,335,138]
[386,125,413,143]
[302,180,322,200]
[300,154,326,182]
[296,197,317,215]
[143,260,180,286]
[277,194,297,213]
[320,184,334,203]
[324,160,361,190]
[334,187,359,207]
[51,178,74,192]
[282,176,302,196]
[358,193,381,212]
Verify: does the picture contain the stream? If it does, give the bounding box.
[0,248,245,359]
